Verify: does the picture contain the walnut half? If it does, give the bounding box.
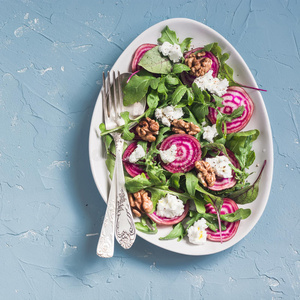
[171,119,201,136]
[128,189,153,217]
[195,160,216,187]
[135,117,159,142]
[185,52,212,77]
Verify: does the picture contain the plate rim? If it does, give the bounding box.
[88,18,274,256]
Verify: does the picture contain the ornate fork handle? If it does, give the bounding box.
[114,133,136,249]
[96,132,136,257]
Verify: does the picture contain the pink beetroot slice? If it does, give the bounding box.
[131,43,157,73]
[148,201,190,225]
[205,198,240,242]
[123,141,147,178]
[207,86,254,133]
[159,134,201,173]
[207,149,240,191]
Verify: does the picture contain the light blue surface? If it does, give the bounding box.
[0,0,299,299]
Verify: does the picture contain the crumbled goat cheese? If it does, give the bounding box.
[203,124,218,143]
[205,155,233,178]
[187,218,208,245]
[194,70,229,97]
[128,144,146,163]
[158,41,183,63]
[159,144,177,164]
[156,194,184,218]
[155,105,184,127]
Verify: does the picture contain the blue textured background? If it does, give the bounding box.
[0,0,299,299]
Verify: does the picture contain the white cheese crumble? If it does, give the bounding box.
[156,194,184,218]
[187,218,208,245]
[155,105,184,127]
[205,155,233,178]
[128,144,146,163]
[158,41,183,63]
[202,124,218,143]
[194,70,229,97]
[159,144,177,164]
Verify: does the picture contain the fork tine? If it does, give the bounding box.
[102,72,108,123]
[116,71,123,116]
[112,71,118,118]
[107,71,112,118]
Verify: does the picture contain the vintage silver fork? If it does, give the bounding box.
[96,71,136,258]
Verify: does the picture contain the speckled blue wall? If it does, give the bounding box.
[0,0,299,299]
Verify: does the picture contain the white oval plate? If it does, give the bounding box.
[89,18,273,256]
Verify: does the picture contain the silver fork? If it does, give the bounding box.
[96,71,136,258]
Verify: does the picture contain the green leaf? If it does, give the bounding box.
[168,173,184,190]
[120,111,135,141]
[185,172,198,197]
[135,216,158,234]
[138,46,172,74]
[220,208,251,222]
[147,90,160,109]
[146,187,167,213]
[158,26,179,45]
[229,160,266,204]
[123,72,156,106]
[159,222,185,241]
[193,197,206,214]
[125,173,152,193]
[172,63,190,74]
[105,153,115,180]
[180,37,192,53]
[165,74,180,85]
[170,85,187,105]
[155,127,171,145]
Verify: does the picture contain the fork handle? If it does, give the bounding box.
[114,137,136,249]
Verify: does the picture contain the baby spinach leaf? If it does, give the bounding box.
[157,26,179,45]
[172,63,190,74]
[159,222,185,241]
[147,90,160,109]
[193,197,206,214]
[138,46,172,74]
[123,71,156,105]
[229,160,266,204]
[165,74,180,85]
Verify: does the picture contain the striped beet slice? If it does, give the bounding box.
[148,201,190,225]
[207,86,254,133]
[159,134,201,173]
[122,141,147,178]
[131,43,156,72]
[205,198,240,242]
[207,149,240,191]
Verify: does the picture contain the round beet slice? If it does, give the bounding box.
[205,198,240,242]
[207,86,254,133]
[131,43,156,72]
[159,134,201,173]
[123,141,147,178]
[207,149,240,191]
[148,201,189,225]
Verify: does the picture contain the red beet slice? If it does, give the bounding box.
[205,198,240,242]
[159,134,202,173]
[122,141,147,178]
[207,86,254,133]
[131,43,157,72]
[181,48,219,86]
[148,201,189,225]
[207,149,240,191]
